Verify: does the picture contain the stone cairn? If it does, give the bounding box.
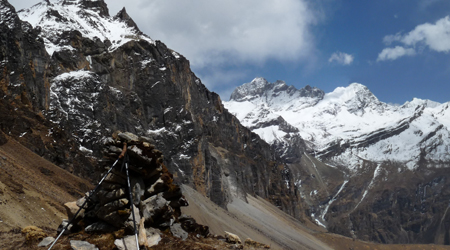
[60,131,208,249]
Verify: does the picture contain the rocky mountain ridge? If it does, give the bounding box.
[1,0,303,233]
[225,77,450,171]
[2,0,450,246]
[224,77,450,244]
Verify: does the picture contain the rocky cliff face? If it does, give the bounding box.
[1,0,303,224]
[0,0,95,177]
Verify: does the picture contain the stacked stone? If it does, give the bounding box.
[61,132,206,248]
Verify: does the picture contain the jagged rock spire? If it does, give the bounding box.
[62,0,110,17]
[115,7,141,32]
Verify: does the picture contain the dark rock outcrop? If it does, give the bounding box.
[0,0,299,220]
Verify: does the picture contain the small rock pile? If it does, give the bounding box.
[60,131,208,249]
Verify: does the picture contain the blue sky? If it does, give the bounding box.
[9,0,450,104]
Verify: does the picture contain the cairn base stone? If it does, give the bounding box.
[70,240,99,250]
[114,235,139,250]
[37,237,55,247]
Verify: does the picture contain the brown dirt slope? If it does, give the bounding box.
[182,185,450,250]
[1,136,450,250]
[0,138,92,248]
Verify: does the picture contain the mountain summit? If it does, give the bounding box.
[18,0,152,55]
[230,77,324,110]
[3,0,450,246]
[2,0,302,243]
[225,78,450,244]
[225,78,450,170]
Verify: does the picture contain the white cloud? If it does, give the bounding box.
[377,46,416,61]
[379,15,450,61]
[383,32,402,45]
[328,51,354,65]
[105,0,318,70]
[9,0,318,70]
[401,16,450,52]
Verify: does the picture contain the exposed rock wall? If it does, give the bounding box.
[1,0,301,223]
[323,161,450,244]
[0,1,94,176]
[0,0,50,112]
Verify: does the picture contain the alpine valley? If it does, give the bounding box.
[224,77,450,244]
[1,0,450,249]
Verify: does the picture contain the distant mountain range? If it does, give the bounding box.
[2,0,450,246]
[224,77,450,171]
[225,77,450,244]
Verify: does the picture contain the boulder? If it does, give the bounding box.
[118,132,139,143]
[85,222,115,233]
[37,236,55,247]
[100,210,130,228]
[70,240,99,250]
[97,188,126,205]
[104,172,126,185]
[142,193,168,223]
[95,198,128,219]
[114,235,139,250]
[130,176,145,205]
[101,182,122,191]
[170,223,188,240]
[76,197,87,207]
[225,231,242,244]
[145,228,162,247]
[124,205,141,231]
[57,220,73,234]
[179,215,209,237]
[138,218,148,247]
[145,177,165,196]
[147,233,162,247]
[64,201,84,219]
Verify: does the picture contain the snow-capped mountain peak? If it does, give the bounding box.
[0,0,22,29]
[229,77,324,113]
[323,82,382,115]
[17,0,153,56]
[225,79,450,171]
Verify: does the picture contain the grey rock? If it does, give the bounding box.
[146,178,165,196]
[124,205,141,231]
[130,176,145,205]
[103,137,115,145]
[85,221,115,233]
[76,197,86,208]
[108,145,123,154]
[97,188,126,205]
[101,182,123,191]
[114,235,139,250]
[147,233,161,247]
[170,223,188,240]
[142,193,168,222]
[104,171,127,185]
[70,240,99,250]
[118,132,139,143]
[95,198,129,221]
[57,220,73,234]
[139,136,156,145]
[37,237,55,247]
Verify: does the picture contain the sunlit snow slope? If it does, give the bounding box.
[224,77,450,171]
[18,0,153,56]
